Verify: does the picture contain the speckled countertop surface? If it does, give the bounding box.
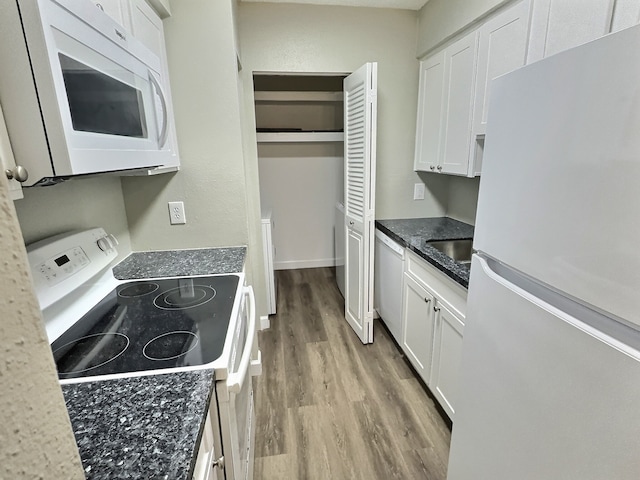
[62,370,214,480]
[376,217,474,288]
[61,247,246,479]
[113,247,246,280]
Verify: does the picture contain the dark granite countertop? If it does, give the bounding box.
[60,247,245,479]
[62,370,215,480]
[376,217,474,288]
[113,247,246,280]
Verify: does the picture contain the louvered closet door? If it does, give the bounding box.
[344,63,377,344]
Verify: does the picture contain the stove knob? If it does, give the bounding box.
[97,237,112,251]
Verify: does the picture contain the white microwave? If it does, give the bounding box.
[0,0,173,186]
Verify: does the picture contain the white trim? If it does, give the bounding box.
[260,315,270,330]
[274,257,336,270]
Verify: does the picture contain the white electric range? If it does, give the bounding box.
[27,228,261,480]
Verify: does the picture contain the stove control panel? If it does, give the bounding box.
[34,246,90,287]
[27,228,119,312]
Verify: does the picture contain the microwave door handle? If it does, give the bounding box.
[148,70,169,148]
[227,285,258,394]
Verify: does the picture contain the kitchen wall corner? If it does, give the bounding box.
[14,176,133,262]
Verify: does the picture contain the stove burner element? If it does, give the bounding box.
[117,282,160,298]
[54,333,130,375]
[143,331,200,361]
[153,285,216,310]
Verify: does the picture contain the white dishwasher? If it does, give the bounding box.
[374,229,405,344]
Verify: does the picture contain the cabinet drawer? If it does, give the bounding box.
[405,249,467,319]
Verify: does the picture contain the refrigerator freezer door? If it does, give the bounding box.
[448,255,640,480]
[474,24,640,329]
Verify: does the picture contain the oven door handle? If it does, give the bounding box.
[148,69,169,148]
[227,285,257,394]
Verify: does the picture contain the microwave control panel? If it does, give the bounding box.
[34,246,90,287]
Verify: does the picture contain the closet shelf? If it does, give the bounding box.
[256,131,344,143]
[254,91,343,102]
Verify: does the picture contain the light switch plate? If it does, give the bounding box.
[413,183,425,200]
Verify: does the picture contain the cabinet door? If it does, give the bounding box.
[431,302,465,419]
[440,32,478,176]
[528,0,615,62]
[0,103,22,200]
[91,0,126,25]
[474,0,531,136]
[414,51,446,172]
[402,273,436,383]
[611,0,640,33]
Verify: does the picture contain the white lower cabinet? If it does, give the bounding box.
[402,272,437,380]
[193,411,222,480]
[431,301,465,419]
[401,250,467,420]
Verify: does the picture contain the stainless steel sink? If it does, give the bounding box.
[427,239,473,264]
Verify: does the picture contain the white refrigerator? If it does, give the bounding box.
[447,24,640,479]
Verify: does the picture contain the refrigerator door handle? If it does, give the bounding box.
[476,254,640,359]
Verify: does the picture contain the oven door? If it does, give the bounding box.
[217,286,262,480]
[34,0,170,175]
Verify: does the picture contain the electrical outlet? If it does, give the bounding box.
[413,183,425,200]
[168,201,186,225]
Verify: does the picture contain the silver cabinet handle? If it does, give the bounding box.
[437,165,442,171]
[5,165,28,183]
[424,297,430,304]
[349,220,355,226]
[433,306,440,312]
[212,456,225,470]
[429,165,435,171]
[148,70,169,148]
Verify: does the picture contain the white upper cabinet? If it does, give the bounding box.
[440,33,478,176]
[414,51,446,172]
[0,103,23,200]
[473,0,532,136]
[414,32,478,177]
[92,0,126,25]
[527,0,615,62]
[611,0,640,32]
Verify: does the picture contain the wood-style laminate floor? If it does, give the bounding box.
[252,267,451,480]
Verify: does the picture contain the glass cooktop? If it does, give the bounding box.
[51,275,239,380]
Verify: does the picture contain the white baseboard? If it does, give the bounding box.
[274,258,336,270]
[260,315,270,330]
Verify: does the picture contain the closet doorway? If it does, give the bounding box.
[254,64,378,345]
[254,74,346,273]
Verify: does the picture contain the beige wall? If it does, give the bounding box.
[416,0,509,57]
[238,2,449,222]
[14,176,132,261]
[0,176,84,479]
[121,0,248,251]
[446,175,480,225]
[119,0,268,316]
